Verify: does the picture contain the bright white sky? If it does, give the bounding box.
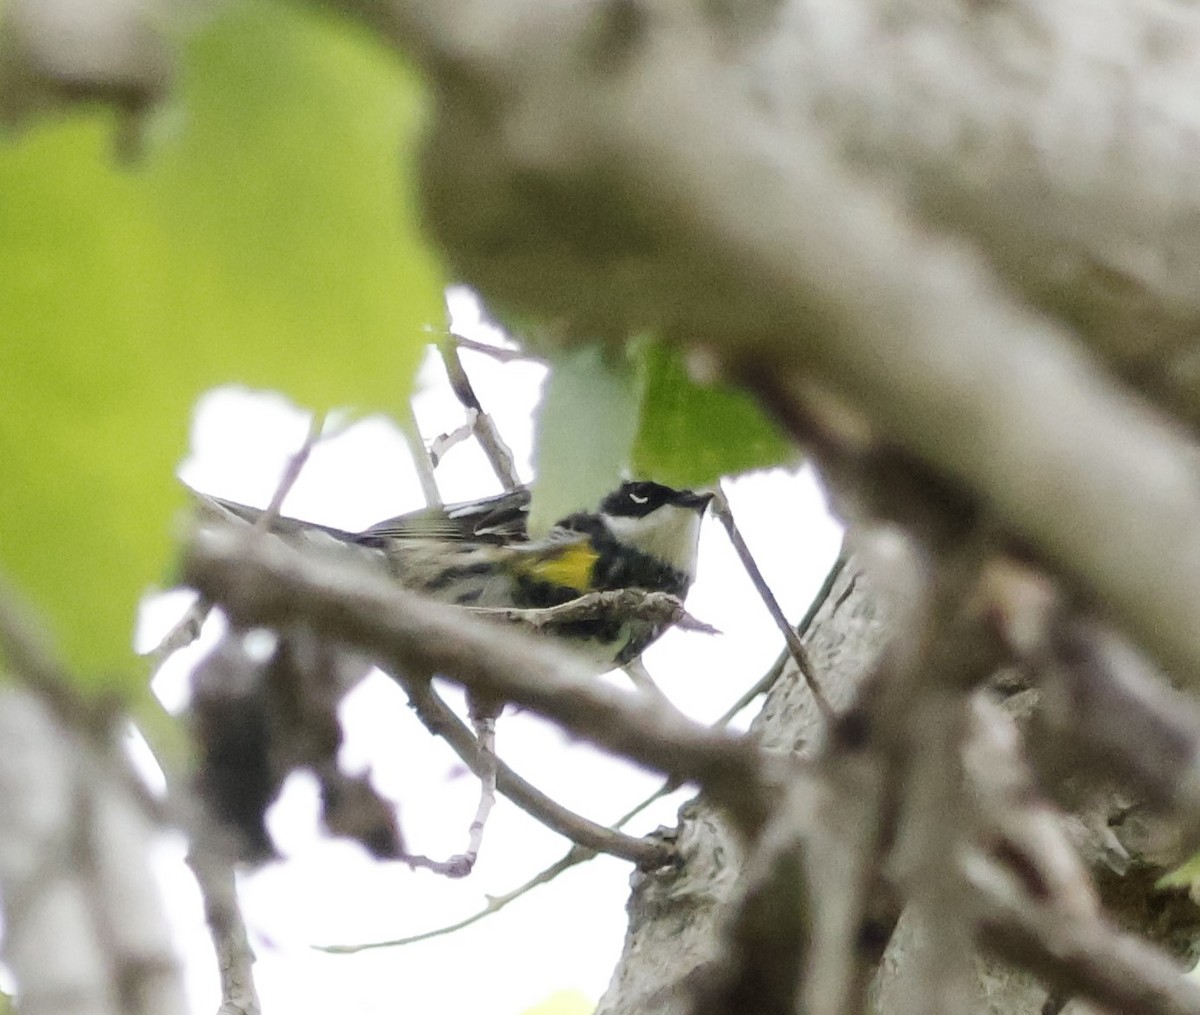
[135,290,843,1015]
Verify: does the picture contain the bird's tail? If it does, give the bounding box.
[190,490,357,540]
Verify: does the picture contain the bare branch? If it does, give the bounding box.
[889,689,975,1015]
[0,575,86,715]
[188,848,261,1015]
[316,844,594,953]
[183,523,776,834]
[961,693,1200,1015]
[463,713,498,868]
[401,403,443,508]
[401,713,502,879]
[394,671,669,867]
[356,553,854,954]
[452,332,544,365]
[687,779,817,1015]
[147,596,211,671]
[384,0,1200,704]
[1035,618,1200,833]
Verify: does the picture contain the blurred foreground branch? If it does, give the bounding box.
[183,522,776,835]
[0,587,186,1015]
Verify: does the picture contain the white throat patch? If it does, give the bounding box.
[602,504,704,579]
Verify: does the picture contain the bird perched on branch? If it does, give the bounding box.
[197,480,713,673]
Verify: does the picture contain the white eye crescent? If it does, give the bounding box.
[629,492,649,505]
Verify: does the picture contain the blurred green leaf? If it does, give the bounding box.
[632,341,795,488]
[517,989,593,1015]
[0,0,444,684]
[1158,852,1200,890]
[529,346,642,535]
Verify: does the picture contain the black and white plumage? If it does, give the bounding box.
[196,480,712,673]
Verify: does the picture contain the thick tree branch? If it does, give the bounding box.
[0,678,186,1015]
[183,524,776,835]
[345,0,1200,701]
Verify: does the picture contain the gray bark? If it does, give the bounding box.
[596,556,1200,1015]
[597,557,896,1014]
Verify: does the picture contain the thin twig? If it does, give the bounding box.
[463,714,498,867]
[316,845,594,953]
[401,403,442,508]
[396,673,668,866]
[711,483,830,719]
[146,596,212,672]
[372,712,500,882]
[437,336,522,491]
[453,332,544,364]
[257,413,327,528]
[711,553,847,728]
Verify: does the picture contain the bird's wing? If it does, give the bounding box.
[356,487,532,546]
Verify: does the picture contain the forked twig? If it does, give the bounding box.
[363,712,502,882]
[393,673,666,867]
[452,332,545,365]
[320,555,847,953]
[438,337,522,491]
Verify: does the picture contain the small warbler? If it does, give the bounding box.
[200,481,713,672]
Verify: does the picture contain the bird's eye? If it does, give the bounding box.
[629,491,649,505]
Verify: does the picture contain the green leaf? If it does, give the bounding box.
[632,341,795,488]
[0,0,444,685]
[517,989,593,1015]
[1158,852,1200,890]
[529,346,642,535]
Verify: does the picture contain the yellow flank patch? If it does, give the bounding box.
[523,542,600,591]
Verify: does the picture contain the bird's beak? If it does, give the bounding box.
[676,490,715,513]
